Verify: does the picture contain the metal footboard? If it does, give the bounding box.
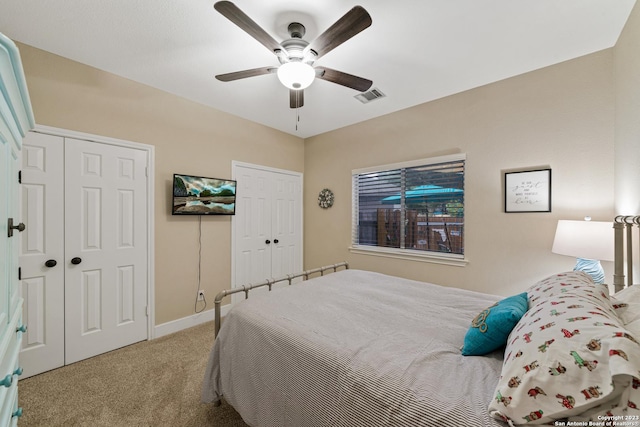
[213,262,349,337]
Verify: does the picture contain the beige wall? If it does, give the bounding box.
[614,1,640,215]
[18,43,305,325]
[304,50,615,296]
[17,24,628,324]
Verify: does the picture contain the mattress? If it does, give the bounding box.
[202,269,506,426]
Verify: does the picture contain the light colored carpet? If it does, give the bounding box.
[18,321,249,427]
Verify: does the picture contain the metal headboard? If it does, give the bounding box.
[613,215,640,293]
[213,262,349,337]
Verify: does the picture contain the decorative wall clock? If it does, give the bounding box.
[318,188,334,209]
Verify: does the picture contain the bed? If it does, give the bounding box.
[202,217,640,426]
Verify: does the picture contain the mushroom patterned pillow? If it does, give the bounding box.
[526,271,596,307]
[488,272,640,425]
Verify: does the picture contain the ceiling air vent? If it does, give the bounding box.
[355,87,386,104]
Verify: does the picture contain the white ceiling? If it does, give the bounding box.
[0,0,636,138]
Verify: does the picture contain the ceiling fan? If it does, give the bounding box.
[213,1,373,108]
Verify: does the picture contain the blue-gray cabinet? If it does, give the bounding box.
[0,32,35,425]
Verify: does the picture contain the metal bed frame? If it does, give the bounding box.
[211,215,637,337]
[613,215,640,292]
[213,262,349,337]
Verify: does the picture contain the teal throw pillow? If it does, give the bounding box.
[461,292,528,356]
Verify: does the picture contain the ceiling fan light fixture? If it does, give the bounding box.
[277,62,315,90]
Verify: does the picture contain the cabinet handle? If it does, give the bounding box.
[274,239,279,244]
[12,408,23,418]
[0,374,12,388]
[16,324,27,333]
[45,259,57,268]
[13,367,23,377]
[265,240,271,244]
[71,257,82,265]
[7,218,26,238]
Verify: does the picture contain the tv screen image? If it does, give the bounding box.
[172,174,236,215]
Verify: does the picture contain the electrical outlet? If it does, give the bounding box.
[197,290,205,301]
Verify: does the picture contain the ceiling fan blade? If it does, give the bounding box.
[306,6,372,60]
[316,67,373,92]
[290,89,304,109]
[214,1,283,53]
[215,67,276,82]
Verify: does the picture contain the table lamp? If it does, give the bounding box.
[551,218,614,284]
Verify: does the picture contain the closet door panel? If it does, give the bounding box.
[270,173,302,279]
[234,167,272,298]
[19,132,64,378]
[64,138,148,365]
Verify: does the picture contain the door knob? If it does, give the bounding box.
[7,218,26,238]
[265,240,271,244]
[71,257,82,265]
[45,259,57,268]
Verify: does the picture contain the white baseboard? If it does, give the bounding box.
[153,304,231,339]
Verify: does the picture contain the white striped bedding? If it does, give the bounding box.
[201,269,507,426]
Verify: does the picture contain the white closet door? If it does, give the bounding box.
[19,132,65,377]
[270,172,302,278]
[234,166,273,291]
[64,138,148,364]
[232,162,302,298]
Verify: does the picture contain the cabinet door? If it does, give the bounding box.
[0,133,8,336]
[7,141,21,318]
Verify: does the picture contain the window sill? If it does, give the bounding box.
[348,245,469,267]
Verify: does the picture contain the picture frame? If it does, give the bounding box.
[504,168,551,213]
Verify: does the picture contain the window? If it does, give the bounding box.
[351,154,465,263]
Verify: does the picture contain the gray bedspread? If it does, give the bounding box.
[202,269,507,427]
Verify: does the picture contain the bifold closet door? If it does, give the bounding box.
[20,133,149,376]
[232,163,302,300]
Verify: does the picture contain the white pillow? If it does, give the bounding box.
[612,285,640,338]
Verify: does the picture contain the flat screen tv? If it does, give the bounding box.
[172,173,236,215]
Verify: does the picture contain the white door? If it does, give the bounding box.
[270,172,303,278]
[64,138,148,364]
[234,166,273,289]
[19,132,150,375]
[20,133,65,377]
[232,162,302,298]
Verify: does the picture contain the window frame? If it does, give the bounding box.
[350,153,468,267]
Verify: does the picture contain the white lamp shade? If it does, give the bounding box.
[552,220,614,261]
[277,62,315,90]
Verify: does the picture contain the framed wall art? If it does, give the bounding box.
[504,168,551,213]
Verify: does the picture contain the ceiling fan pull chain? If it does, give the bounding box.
[295,93,301,131]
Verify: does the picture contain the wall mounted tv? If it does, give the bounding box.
[172,174,236,215]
